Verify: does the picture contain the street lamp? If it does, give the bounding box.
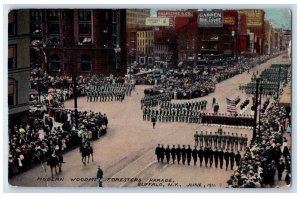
[252,77,260,143]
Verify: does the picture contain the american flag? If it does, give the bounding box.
[226,98,237,113]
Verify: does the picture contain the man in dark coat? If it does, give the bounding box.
[186,145,192,165]
[170,145,176,164]
[165,145,171,164]
[204,147,209,167]
[198,146,204,167]
[218,148,224,169]
[208,147,213,168]
[229,150,235,170]
[176,145,181,164]
[96,165,104,187]
[192,146,198,166]
[224,149,230,170]
[213,148,219,168]
[235,151,241,167]
[194,131,199,147]
[155,144,161,163]
[181,145,187,165]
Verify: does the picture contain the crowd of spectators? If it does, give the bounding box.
[227,102,291,188]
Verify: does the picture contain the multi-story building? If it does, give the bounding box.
[8,10,31,128]
[264,20,272,55]
[281,29,291,51]
[153,29,177,67]
[126,9,151,66]
[30,9,127,76]
[136,29,154,65]
[237,10,265,55]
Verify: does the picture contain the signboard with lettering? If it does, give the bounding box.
[157,10,194,18]
[198,10,223,27]
[145,17,170,26]
[224,16,235,26]
[238,10,264,27]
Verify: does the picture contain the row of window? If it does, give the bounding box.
[137,31,153,38]
[137,39,154,46]
[48,54,92,72]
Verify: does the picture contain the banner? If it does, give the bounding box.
[145,17,170,26]
[238,10,264,27]
[198,10,223,27]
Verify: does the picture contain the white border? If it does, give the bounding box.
[1,0,299,196]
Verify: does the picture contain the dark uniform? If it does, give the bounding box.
[204,147,209,167]
[213,149,219,168]
[235,151,241,167]
[155,144,161,163]
[224,149,230,170]
[181,145,187,165]
[229,151,235,170]
[194,131,199,147]
[192,146,198,166]
[176,145,181,164]
[218,149,224,169]
[165,145,171,164]
[208,148,213,168]
[186,145,192,165]
[198,147,204,167]
[170,145,176,164]
[199,131,204,147]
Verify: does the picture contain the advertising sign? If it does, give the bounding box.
[224,16,235,26]
[145,17,170,26]
[157,10,194,18]
[198,10,223,27]
[238,10,263,27]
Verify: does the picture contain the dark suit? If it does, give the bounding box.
[186,147,192,165]
[218,150,224,169]
[192,148,198,166]
[170,147,176,164]
[165,147,171,164]
[213,150,218,168]
[229,151,235,170]
[155,147,161,163]
[224,151,230,170]
[176,147,181,164]
[198,149,204,167]
[181,147,187,165]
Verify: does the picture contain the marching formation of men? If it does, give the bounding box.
[155,144,242,170]
[240,64,290,97]
[86,83,133,102]
[193,129,248,152]
[160,100,207,111]
[140,92,172,108]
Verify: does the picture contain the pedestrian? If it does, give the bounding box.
[229,150,235,170]
[165,145,171,164]
[176,145,181,164]
[194,131,199,147]
[151,115,157,129]
[96,165,103,187]
[171,145,176,164]
[198,146,204,167]
[186,145,192,165]
[235,151,241,167]
[277,159,285,181]
[181,145,187,165]
[160,144,165,163]
[155,144,161,163]
[192,146,198,166]
[224,149,230,170]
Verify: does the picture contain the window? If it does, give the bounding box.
[79,10,91,21]
[47,10,60,21]
[8,46,16,70]
[78,10,92,44]
[8,11,16,36]
[8,79,17,106]
[48,54,60,71]
[48,23,60,34]
[80,55,92,71]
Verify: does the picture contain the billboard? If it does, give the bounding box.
[145,17,170,26]
[224,16,235,26]
[198,10,223,27]
[157,10,194,18]
[238,10,264,27]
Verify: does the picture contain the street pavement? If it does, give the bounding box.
[8,54,290,188]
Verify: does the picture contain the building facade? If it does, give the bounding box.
[30,9,127,76]
[8,10,31,128]
[136,29,154,65]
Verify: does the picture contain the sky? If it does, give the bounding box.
[150,8,291,30]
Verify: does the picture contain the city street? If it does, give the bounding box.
[8,54,290,188]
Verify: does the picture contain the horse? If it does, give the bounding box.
[47,154,63,178]
[80,145,94,165]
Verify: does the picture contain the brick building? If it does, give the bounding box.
[30,9,127,76]
[8,10,31,128]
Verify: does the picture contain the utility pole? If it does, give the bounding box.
[72,69,79,129]
[252,77,260,143]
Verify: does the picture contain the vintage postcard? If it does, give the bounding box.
[7,7,292,189]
